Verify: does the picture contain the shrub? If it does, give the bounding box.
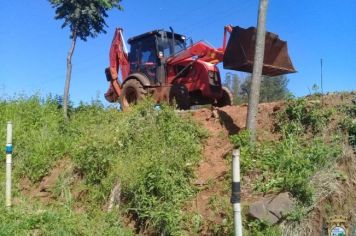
[0,96,206,235]
[231,98,342,204]
[70,100,206,234]
[338,104,356,148]
[245,219,281,236]
[0,95,68,181]
[0,203,131,235]
[277,98,332,135]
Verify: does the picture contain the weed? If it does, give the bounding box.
[231,98,342,204]
[276,98,332,135]
[70,100,206,235]
[286,204,309,222]
[338,104,356,149]
[53,166,74,204]
[0,96,68,181]
[244,219,281,236]
[0,203,132,235]
[207,194,233,235]
[0,96,206,235]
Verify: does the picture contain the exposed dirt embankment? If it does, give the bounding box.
[188,92,355,235]
[187,101,283,232]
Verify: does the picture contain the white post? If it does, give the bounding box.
[5,121,12,207]
[231,149,242,236]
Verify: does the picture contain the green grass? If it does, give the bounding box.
[0,201,131,235]
[227,97,347,235]
[232,132,341,204]
[0,96,206,235]
[338,103,356,148]
[71,100,206,235]
[0,94,351,235]
[0,96,68,182]
[231,98,342,204]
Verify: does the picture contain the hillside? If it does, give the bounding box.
[0,92,355,235]
[189,93,355,235]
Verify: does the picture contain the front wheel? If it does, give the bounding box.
[215,86,233,107]
[120,79,146,110]
[169,84,190,110]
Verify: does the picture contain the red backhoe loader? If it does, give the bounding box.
[104,25,295,109]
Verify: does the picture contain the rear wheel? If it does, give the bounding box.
[169,84,190,110]
[215,86,233,107]
[121,79,146,109]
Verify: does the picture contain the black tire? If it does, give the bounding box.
[120,79,146,109]
[215,86,233,107]
[169,84,190,110]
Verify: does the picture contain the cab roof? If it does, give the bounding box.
[127,29,186,44]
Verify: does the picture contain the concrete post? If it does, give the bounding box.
[5,121,13,207]
[231,149,242,236]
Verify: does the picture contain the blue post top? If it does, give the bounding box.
[154,104,161,111]
[5,144,12,154]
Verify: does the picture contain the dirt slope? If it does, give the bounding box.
[189,92,355,234]
[188,101,283,232]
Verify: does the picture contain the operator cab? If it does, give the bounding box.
[128,30,186,84]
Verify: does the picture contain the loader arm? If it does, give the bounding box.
[104,28,130,102]
[167,25,233,66]
[167,41,224,65]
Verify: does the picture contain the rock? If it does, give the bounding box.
[107,181,121,212]
[211,108,220,120]
[268,192,295,219]
[194,179,206,186]
[249,199,278,224]
[35,191,51,198]
[248,192,295,224]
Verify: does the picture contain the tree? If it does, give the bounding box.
[260,76,289,102]
[231,73,239,104]
[240,75,290,103]
[224,72,232,90]
[246,0,269,142]
[49,0,123,118]
[223,72,240,105]
[240,76,251,103]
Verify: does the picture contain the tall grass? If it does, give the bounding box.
[227,97,346,235]
[231,98,342,204]
[71,100,206,234]
[0,96,206,235]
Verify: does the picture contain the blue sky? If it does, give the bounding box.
[0,0,355,104]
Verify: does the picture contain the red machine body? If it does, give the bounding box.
[104,25,295,109]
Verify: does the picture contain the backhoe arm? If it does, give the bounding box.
[104,28,130,103]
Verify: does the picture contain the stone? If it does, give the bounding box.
[267,192,295,219]
[249,198,279,224]
[107,181,121,212]
[248,192,295,224]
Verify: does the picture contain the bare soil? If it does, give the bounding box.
[19,158,73,205]
[187,92,355,234]
[187,101,283,233]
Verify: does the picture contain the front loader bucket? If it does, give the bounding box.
[223,26,296,76]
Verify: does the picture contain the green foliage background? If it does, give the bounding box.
[224,73,290,104]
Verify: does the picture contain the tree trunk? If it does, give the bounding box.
[246,0,269,142]
[63,30,77,119]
